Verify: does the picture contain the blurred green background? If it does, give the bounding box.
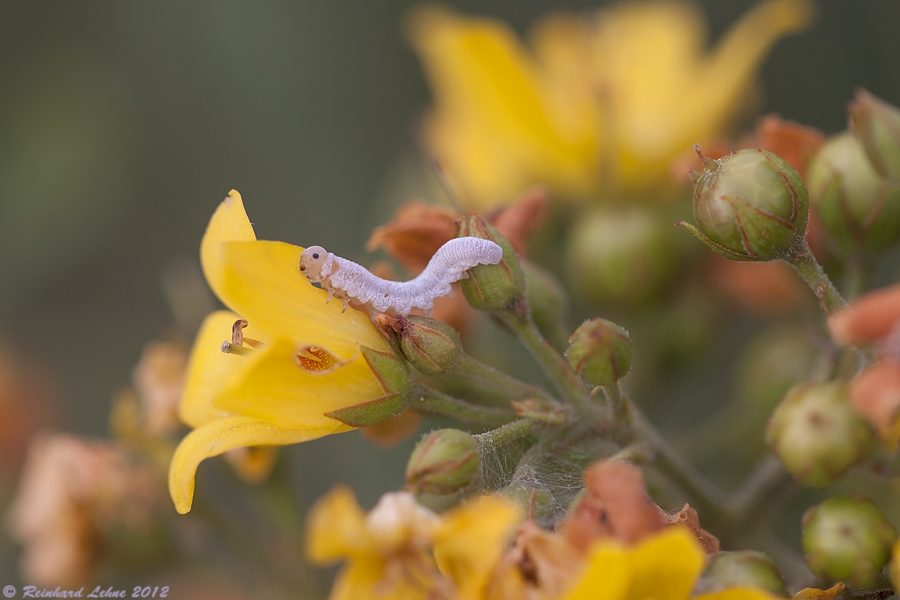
[1,0,899,585]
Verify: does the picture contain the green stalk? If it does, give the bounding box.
[786,241,875,367]
[474,419,541,450]
[493,311,592,413]
[415,387,517,427]
[456,352,556,403]
[785,241,847,316]
[628,401,729,525]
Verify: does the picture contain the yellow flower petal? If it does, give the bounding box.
[179,310,267,428]
[433,496,521,599]
[200,190,257,301]
[168,415,347,514]
[306,485,371,564]
[565,528,704,600]
[594,0,814,190]
[218,240,388,359]
[200,191,387,358]
[210,337,385,429]
[408,5,598,207]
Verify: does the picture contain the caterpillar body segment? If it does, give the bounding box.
[299,237,503,315]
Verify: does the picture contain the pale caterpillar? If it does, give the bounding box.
[299,237,503,316]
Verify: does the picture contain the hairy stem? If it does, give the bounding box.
[415,387,517,427]
[456,352,556,403]
[726,455,796,529]
[786,241,875,368]
[474,419,541,450]
[493,311,592,414]
[628,401,730,525]
[785,241,847,317]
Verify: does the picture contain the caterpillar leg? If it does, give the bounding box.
[325,288,334,304]
[341,296,349,313]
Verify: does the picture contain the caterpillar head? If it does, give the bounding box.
[299,246,328,282]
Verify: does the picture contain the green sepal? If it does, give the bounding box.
[325,393,408,427]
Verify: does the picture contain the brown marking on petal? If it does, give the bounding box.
[294,346,344,374]
[725,193,797,231]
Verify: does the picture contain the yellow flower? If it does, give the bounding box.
[168,191,398,514]
[408,0,813,207]
[306,486,520,600]
[565,528,778,600]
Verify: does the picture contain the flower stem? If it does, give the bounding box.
[474,419,541,450]
[628,401,729,524]
[493,311,591,413]
[726,455,796,529]
[456,352,556,403]
[785,241,847,317]
[786,241,876,367]
[415,387,517,427]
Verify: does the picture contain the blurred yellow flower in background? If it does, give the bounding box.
[168,191,397,514]
[306,486,520,600]
[409,0,814,207]
[565,528,777,600]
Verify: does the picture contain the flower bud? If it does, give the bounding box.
[566,319,633,387]
[679,148,808,261]
[395,315,463,376]
[802,496,897,587]
[766,382,875,487]
[457,215,525,311]
[499,480,555,526]
[566,205,682,306]
[405,429,480,495]
[848,88,900,183]
[807,132,900,255]
[696,551,787,596]
[325,347,412,427]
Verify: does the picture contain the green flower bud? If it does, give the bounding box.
[405,428,480,495]
[697,551,787,597]
[679,148,808,261]
[565,319,633,387]
[848,88,900,183]
[807,131,900,255]
[522,259,568,348]
[457,215,525,311]
[566,205,682,306]
[325,347,412,427]
[395,315,463,376]
[765,382,875,487]
[499,480,555,526]
[802,496,898,587]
